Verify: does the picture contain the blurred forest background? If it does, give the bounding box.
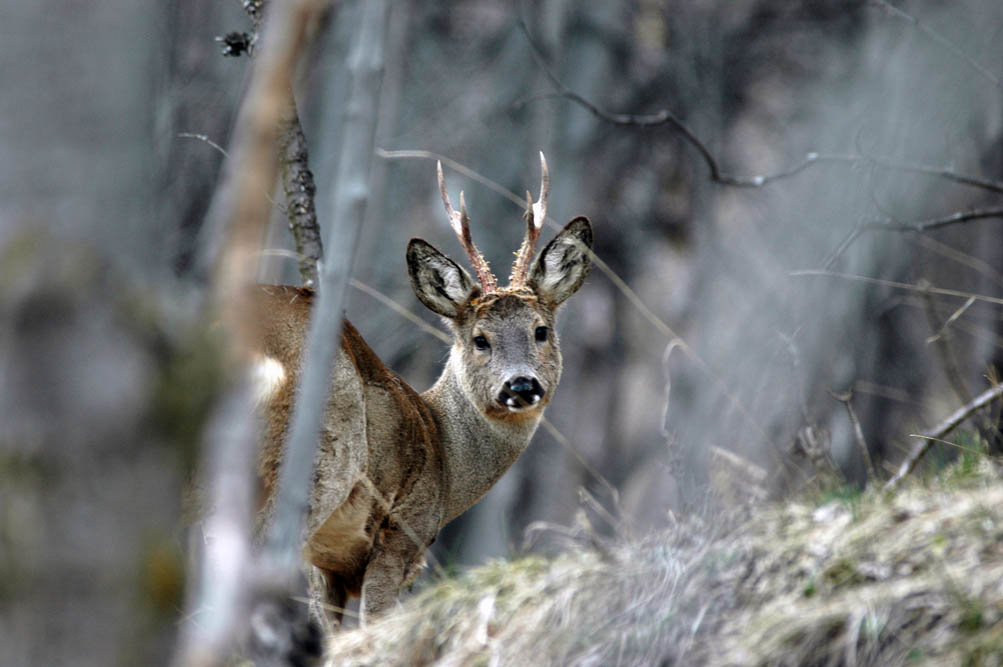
[2,0,1003,664]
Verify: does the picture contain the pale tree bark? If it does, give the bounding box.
[266,0,390,567]
[173,0,331,665]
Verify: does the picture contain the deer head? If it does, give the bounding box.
[407,153,593,422]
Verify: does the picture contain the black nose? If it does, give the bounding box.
[499,376,544,408]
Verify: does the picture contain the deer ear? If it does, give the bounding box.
[407,238,477,318]
[528,216,593,306]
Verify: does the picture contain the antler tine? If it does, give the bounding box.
[509,152,550,288]
[437,161,497,293]
[532,151,549,229]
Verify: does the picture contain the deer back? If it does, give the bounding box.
[250,285,445,584]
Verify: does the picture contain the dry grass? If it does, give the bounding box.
[324,458,1003,666]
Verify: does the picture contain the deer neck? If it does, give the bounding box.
[422,353,541,525]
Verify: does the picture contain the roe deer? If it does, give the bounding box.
[251,154,593,628]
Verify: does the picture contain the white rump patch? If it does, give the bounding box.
[252,355,287,405]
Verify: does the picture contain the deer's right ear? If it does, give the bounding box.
[407,239,477,318]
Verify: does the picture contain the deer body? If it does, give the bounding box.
[252,156,593,627]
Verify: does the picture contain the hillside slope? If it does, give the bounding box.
[325,459,1003,666]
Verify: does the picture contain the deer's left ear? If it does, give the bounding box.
[528,216,593,306]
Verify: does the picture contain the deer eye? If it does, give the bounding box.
[535,326,549,342]
[473,335,490,351]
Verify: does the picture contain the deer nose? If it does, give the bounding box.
[499,376,544,409]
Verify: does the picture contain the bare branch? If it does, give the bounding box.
[791,269,1003,307]
[267,0,390,569]
[829,389,876,484]
[178,132,231,158]
[825,208,1003,267]
[919,281,973,407]
[884,383,1003,491]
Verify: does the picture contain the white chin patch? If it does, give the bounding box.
[505,395,541,412]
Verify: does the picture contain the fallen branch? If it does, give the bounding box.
[884,383,1003,491]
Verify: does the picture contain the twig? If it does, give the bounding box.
[884,383,1003,490]
[178,132,231,158]
[911,235,1003,290]
[790,270,1003,307]
[925,296,976,344]
[829,389,876,484]
[349,278,451,344]
[871,0,1002,91]
[919,281,973,407]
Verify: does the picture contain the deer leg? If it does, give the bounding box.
[359,525,423,625]
[309,566,347,632]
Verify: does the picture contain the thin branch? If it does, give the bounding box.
[178,132,231,158]
[862,155,1003,194]
[871,0,1002,91]
[871,207,1003,233]
[349,278,451,344]
[829,389,877,484]
[926,296,976,344]
[911,235,1003,290]
[884,383,1003,490]
[824,201,1003,269]
[266,0,390,569]
[920,281,973,407]
[790,270,1003,307]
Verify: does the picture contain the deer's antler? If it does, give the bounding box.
[509,152,549,288]
[438,161,497,293]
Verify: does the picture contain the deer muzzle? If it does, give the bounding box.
[498,376,545,411]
